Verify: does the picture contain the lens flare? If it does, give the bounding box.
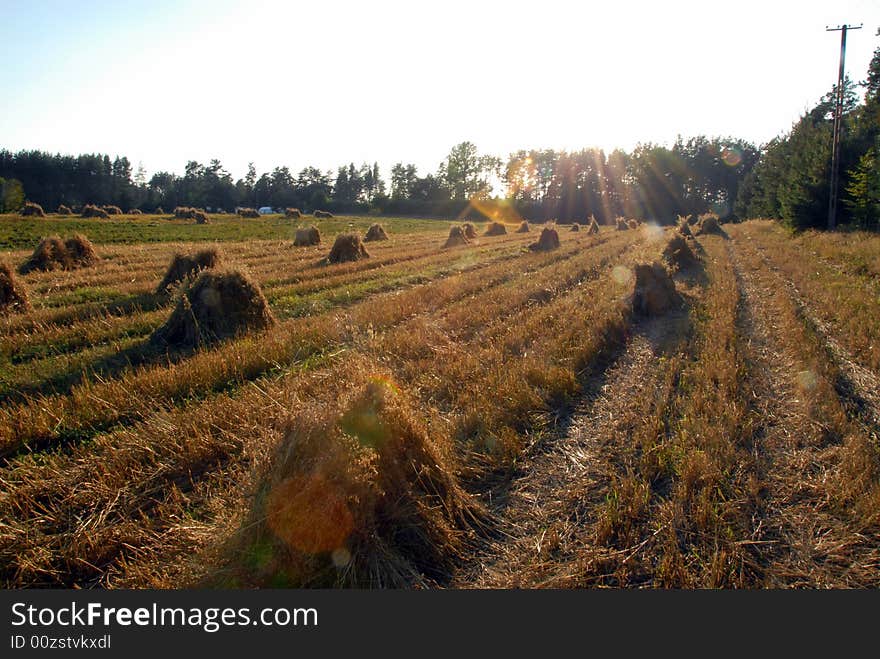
[612,265,633,285]
[461,197,523,225]
[796,369,818,391]
[641,222,665,243]
[331,547,352,568]
[267,472,354,554]
[721,147,742,167]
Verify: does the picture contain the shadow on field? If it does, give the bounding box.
[0,339,177,405]
[456,298,695,562]
[23,291,171,336]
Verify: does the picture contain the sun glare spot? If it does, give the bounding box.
[796,369,818,391]
[721,147,742,167]
[266,473,354,554]
[332,547,352,568]
[641,223,665,243]
[612,265,633,285]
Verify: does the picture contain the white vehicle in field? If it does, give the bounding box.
[258,206,275,215]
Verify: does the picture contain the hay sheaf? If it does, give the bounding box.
[102,205,123,215]
[0,263,30,313]
[64,234,98,268]
[677,221,693,238]
[81,204,110,219]
[313,209,334,219]
[293,225,321,247]
[516,221,530,233]
[570,223,580,232]
[364,223,389,242]
[461,222,477,239]
[156,248,222,293]
[57,204,72,215]
[632,262,682,316]
[485,222,507,236]
[529,227,560,252]
[616,218,629,231]
[237,375,482,587]
[662,234,699,270]
[194,210,210,224]
[327,233,369,263]
[627,219,640,230]
[285,208,302,219]
[128,209,143,215]
[19,234,97,274]
[587,219,600,234]
[697,215,722,235]
[443,226,470,248]
[237,208,260,218]
[151,269,274,348]
[21,202,46,217]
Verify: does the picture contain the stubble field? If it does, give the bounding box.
[0,212,878,588]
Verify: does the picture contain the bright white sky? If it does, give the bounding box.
[1,0,879,182]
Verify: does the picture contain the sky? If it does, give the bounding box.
[1,0,879,182]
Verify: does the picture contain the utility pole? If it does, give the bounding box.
[826,23,862,230]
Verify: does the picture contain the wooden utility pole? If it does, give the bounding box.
[826,23,862,230]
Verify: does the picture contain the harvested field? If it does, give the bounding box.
[0,216,878,590]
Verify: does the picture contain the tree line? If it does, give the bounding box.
[0,138,761,225]
[736,29,880,230]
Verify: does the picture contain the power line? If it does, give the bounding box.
[826,23,862,231]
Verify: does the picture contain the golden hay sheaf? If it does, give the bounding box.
[485,221,507,236]
[570,223,580,232]
[56,204,72,215]
[20,202,46,217]
[156,248,222,293]
[529,226,561,252]
[249,376,482,587]
[632,262,682,316]
[81,204,110,219]
[587,219,600,234]
[285,208,302,219]
[151,268,274,348]
[64,234,98,267]
[662,234,700,270]
[443,225,470,248]
[677,221,693,238]
[327,233,369,263]
[128,209,143,215]
[237,208,260,218]
[102,205,123,215]
[364,223,389,242]
[19,234,97,274]
[697,215,722,235]
[461,222,477,239]
[516,221,530,233]
[293,225,321,247]
[616,217,629,231]
[627,219,640,230]
[313,209,334,219]
[0,263,30,313]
